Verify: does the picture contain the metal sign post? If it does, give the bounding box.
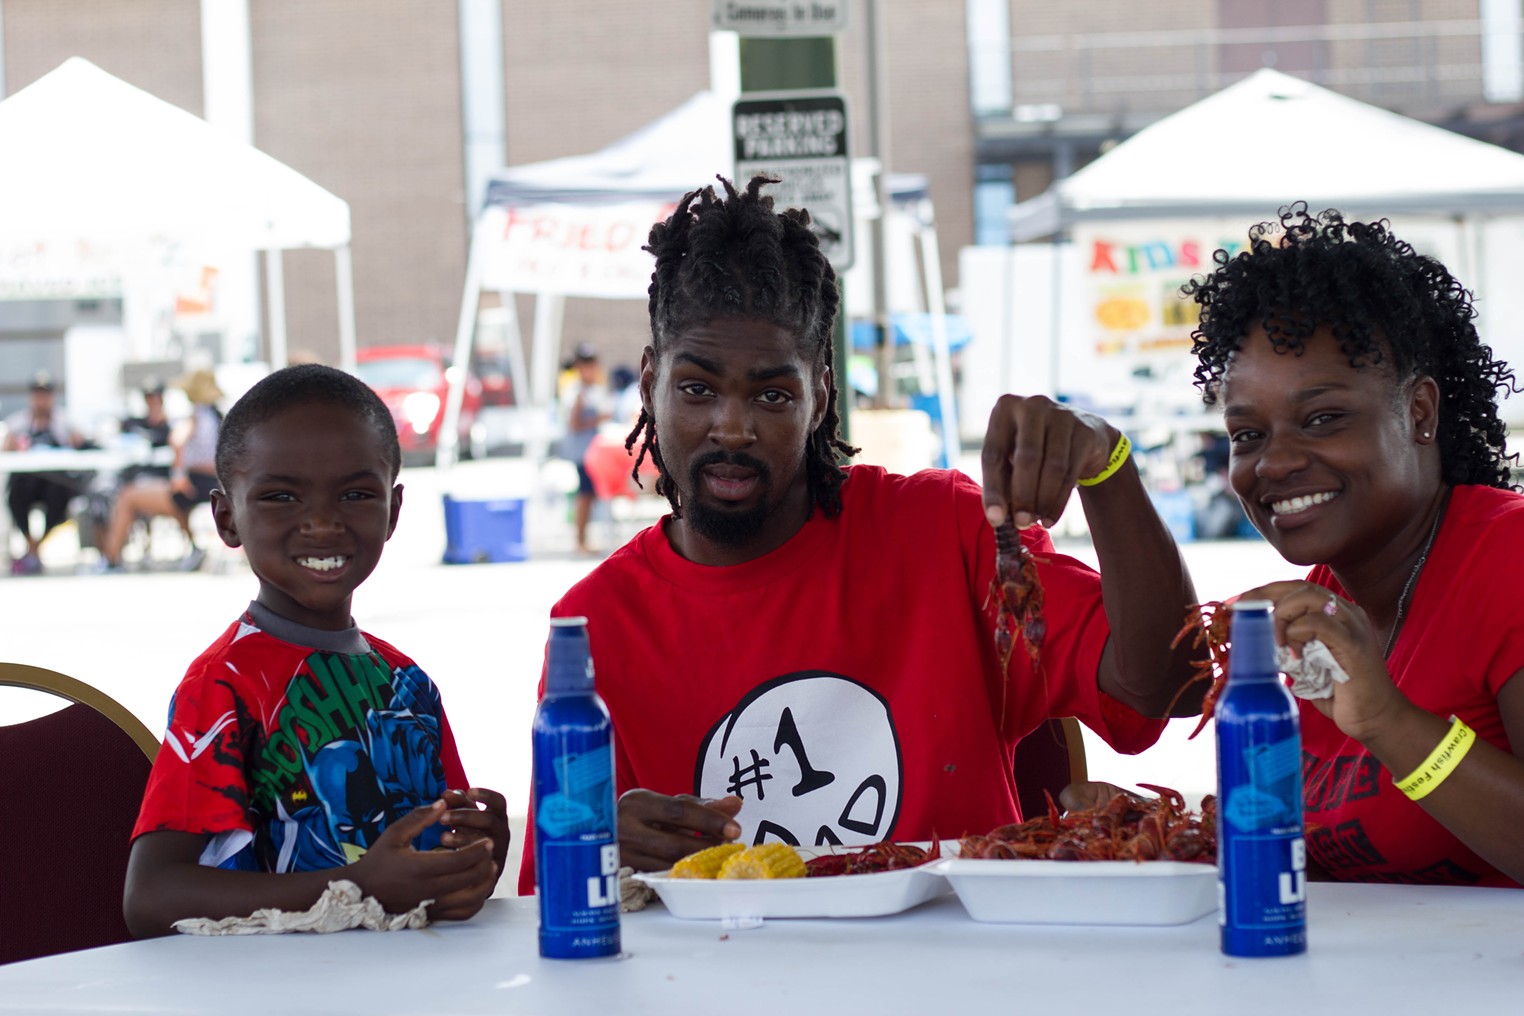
[719,2,855,440]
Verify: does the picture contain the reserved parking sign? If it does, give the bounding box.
[733,92,854,271]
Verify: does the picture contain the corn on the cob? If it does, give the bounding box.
[670,842,745,878]
[717,842,806,880]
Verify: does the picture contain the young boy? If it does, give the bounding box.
[124,364,509,937]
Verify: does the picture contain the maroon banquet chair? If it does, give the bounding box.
[0,663,159,965]
[1012,717,1089,820]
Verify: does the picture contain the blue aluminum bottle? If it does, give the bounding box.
[532,616,620,959]
[1216,600,1307,957]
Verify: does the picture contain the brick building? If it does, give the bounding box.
[1,1,1519,396]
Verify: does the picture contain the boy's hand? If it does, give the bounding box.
[350,800,498,921]
[441,787,511,878]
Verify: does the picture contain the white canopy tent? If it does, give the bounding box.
[440,91,958,468]
[1011,68,1524,240]
[0,57,356,370]
[984,68,1524,431]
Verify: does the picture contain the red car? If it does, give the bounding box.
[353,345,484,463]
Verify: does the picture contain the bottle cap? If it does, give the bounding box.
[1227,599,1277,682]
[546,616,594,695]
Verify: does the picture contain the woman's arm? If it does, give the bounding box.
[1253,580,1524,885]
[1354,668,1524,885]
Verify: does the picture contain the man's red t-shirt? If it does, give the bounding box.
[519,466,1164,893]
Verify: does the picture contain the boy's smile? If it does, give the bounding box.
[212,401,402,631]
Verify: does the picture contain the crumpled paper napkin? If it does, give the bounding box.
[1278,639,1350,700]
[173,880,431,936]
[619,867,654,913]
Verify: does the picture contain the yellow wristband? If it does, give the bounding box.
[1077,433,1131,487]
[1393,716,1475,802]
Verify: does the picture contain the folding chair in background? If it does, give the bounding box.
[1012,716,1089,820]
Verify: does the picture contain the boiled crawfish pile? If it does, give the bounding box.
[958,785,1216,864]
[804,840,941,877]
[1168,600,1232,740]
[990,519,1046,675]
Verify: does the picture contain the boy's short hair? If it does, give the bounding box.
[216,363,402,485]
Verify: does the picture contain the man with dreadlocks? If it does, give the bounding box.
[517,176,1205,892]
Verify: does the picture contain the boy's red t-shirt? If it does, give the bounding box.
[519,465,1164,893]
[134,615,468,873]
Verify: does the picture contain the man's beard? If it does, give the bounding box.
[683,451,774,547]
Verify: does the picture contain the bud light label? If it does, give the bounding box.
[536,838,621,957]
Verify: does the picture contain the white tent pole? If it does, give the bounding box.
[264,248,288,369]
[438,224,486,473]
[527,292,564,465]
[502,293,531,440]
[916,201,959,470]
[335,243,357,372]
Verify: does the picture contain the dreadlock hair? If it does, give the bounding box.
[216,363,402,487]
[1182,202,1519,490]
[626,174,859,518]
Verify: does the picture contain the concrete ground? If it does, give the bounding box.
[2,456,1295,892]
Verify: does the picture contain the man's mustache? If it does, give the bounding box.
[690,451,772,482]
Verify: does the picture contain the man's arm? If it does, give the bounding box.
[123,802,498,938]
[981,396,1201,718]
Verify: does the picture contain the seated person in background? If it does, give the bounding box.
[517,176,1207,893]
[117,376,173,485]
[99,369,223,571]
[4,371,85,575]
[1076,205,1523,888]
[124,364,509,937]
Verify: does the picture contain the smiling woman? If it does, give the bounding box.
[1182,205,1524,888]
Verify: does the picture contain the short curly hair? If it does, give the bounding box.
[1182,202,1519,490]
[626,174,858,518]
[216,363,401,486]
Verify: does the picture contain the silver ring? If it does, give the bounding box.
[1322,594,1339,618]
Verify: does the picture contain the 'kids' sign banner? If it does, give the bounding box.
[1072,221,1248,363]
[477,201,677,299]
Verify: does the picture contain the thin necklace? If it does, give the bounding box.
[1384,492,1449,659]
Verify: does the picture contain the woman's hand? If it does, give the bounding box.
[1244,580,1411,743]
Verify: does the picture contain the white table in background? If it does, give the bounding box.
[0,882,1518,1015]
[0,447,173,560]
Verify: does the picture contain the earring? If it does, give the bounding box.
[1422,431,1432,439]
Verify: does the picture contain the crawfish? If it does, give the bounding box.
[958,784,1216,864]
[803,838,941,877]
[990,519,1046,678]
[1166,600,1232,740]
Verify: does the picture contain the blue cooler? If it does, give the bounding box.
[442,495,527,563]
